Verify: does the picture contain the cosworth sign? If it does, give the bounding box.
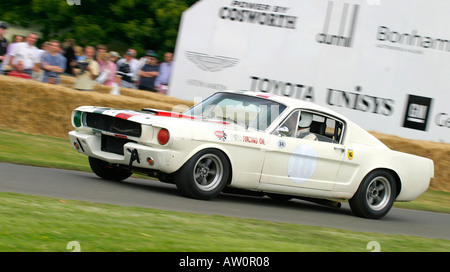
[170,0,450,143]
[219,2,298,29]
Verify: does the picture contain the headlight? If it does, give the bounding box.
[73,111,82,127]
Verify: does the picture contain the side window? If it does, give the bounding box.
[275,110,345,143]
[308,112,344,143]
[274,110,299,137]
[325,118,344,143]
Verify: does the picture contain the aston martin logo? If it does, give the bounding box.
[185,51,239,72]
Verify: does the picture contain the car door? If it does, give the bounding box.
[259,109,346,191]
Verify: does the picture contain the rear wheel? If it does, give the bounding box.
[349,170,397,219]
[176,149,230,200]
[88,157,132,181]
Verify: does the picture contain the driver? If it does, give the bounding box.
[296,112,317,141]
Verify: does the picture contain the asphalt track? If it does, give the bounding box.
[0,162,449,240]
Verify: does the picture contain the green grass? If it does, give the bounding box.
[0,192,449,252]
[0,129,90,172]
[394,190,450,213]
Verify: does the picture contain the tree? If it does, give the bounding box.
[0,0,198,55]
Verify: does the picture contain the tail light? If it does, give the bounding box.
[157,128,170,145]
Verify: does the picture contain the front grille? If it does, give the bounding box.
[83,112,142,137]
[101,134,135,155]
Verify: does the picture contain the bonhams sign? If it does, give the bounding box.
[170,0,450,143]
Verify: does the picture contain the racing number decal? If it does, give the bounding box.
[288,144,318,184]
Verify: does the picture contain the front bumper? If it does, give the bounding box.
[69,130,178,173]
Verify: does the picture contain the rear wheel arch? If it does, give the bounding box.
[353,168,402,198]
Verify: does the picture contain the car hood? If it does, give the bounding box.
[75,106,248,131]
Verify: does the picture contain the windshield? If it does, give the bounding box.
[184,92,287,131]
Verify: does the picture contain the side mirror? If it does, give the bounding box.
[276,126,290,137]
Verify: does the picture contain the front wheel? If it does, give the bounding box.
[88,157,132,181]
[175,149,230,200]
[349,170,397,219]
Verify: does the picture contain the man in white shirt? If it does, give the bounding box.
[9,33,40,76]
[116,49,139,89]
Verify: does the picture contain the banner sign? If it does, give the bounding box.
[170,0,450,143]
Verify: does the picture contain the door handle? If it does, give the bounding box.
[334,146,345,153]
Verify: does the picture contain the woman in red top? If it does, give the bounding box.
[8,60,31,79]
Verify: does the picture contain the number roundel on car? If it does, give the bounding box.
[287,144,318,184]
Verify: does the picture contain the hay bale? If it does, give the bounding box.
[0,75,193,139]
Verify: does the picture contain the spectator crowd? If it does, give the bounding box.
[0,23,174,94]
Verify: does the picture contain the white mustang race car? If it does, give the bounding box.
[69,91,433,219]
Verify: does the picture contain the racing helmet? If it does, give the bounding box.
[298,112,313,127]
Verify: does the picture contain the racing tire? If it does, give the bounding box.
[349,170,397,219]
[175,149,230,200]
[88,157,132,181]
